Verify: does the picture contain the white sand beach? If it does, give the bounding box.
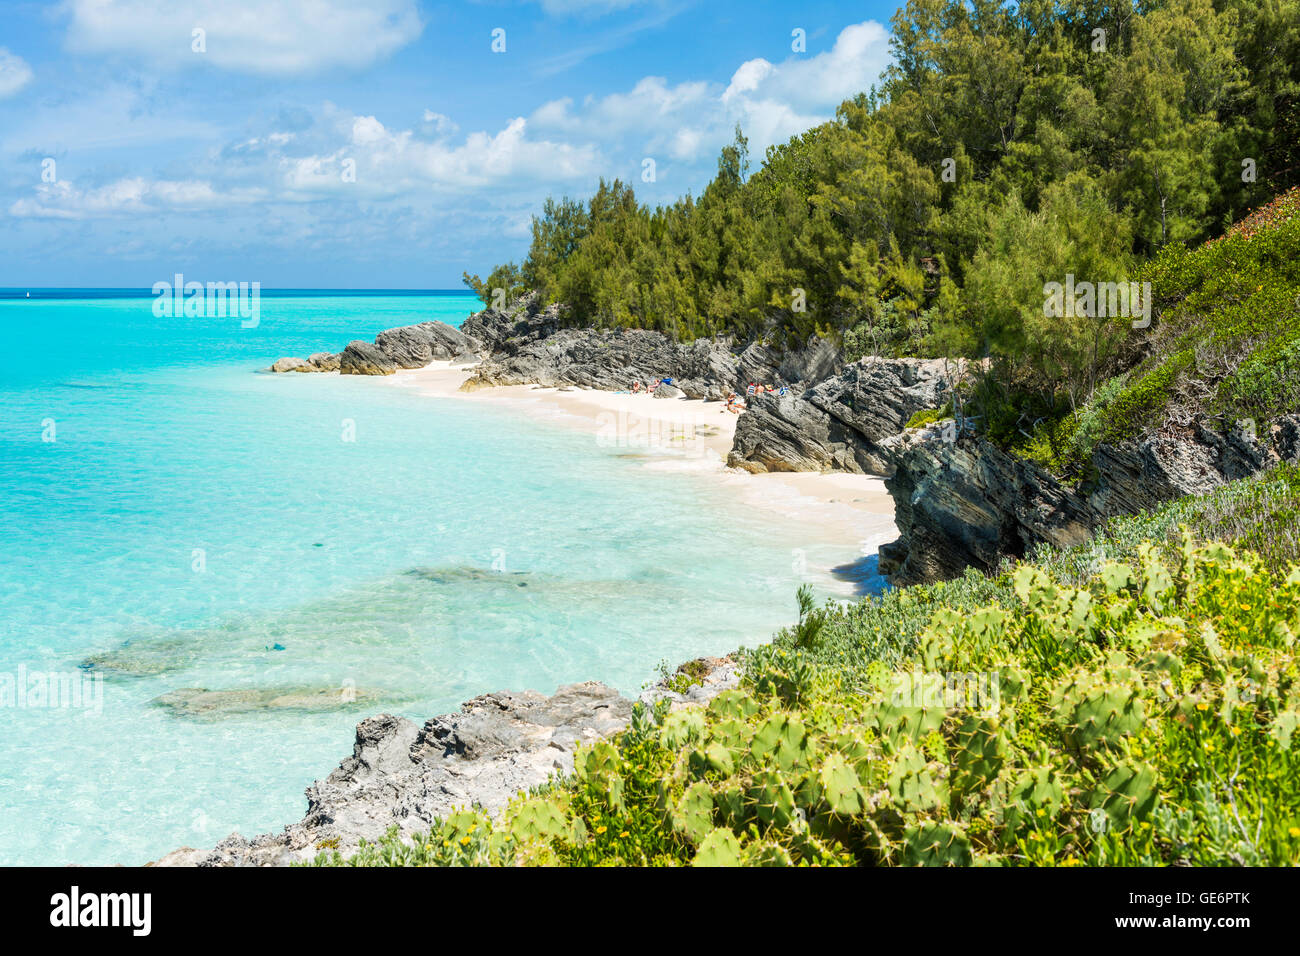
[385,362,899,592]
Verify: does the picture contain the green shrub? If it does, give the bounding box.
[310,535,1300,867]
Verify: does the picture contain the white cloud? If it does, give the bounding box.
[530,20,891,164]
[278,112,604,197]
[422,111,459,137]
[721,59,772,103]
[9,177,263,219]
[532,0,649,15]
[0,48,34,98]
[730,21,891,113]
[64,0,424,75]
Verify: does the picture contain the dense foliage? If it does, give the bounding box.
[309,466,1300,867]
[466,0,1300,397]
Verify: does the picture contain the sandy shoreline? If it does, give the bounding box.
[384,362,899,595]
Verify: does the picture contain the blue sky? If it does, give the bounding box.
[0,1,899,288]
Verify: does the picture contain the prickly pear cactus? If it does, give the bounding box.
[749,713,811,771]
[749,768,797,827]
[951,714,1007,796]
[659,708,706,750]
[1051,669,1147,751]
[817,752,869,816]
[691,828,741,867]
[888,742,947,813]
[670,780,715,843]
[1088,761,1158,829]
[999,765,1064,841]
[902,822,972,866]
[874,700,944,746]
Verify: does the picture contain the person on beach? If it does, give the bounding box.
[632,381,642,393]
[746,382,757,397]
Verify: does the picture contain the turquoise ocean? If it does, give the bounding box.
[0,290,878,865]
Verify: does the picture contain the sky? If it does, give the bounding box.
[0,0,899,288]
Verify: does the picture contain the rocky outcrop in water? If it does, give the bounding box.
[374,322,482,369]
[270,321,481,375]
[727,357,953,476]
[339,340,398,375]
[150,659,739,867]
[879,415,1300,585]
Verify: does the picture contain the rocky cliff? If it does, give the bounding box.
[727,357,951,475]
[880,415,1300,585]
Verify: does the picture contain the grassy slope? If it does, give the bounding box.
[1011,188,1300,475]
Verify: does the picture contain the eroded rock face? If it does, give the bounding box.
[374,322,482,369]
[150,660,740,867]
[728,392,876,474]
[879,414,1300,586]
[270,357,310,373]
[880,425,1100,585]
[463,319,742,400]
[339,340,398,376]
[458,295,839,403]
[272,321,480,375]
[726,357,952,476]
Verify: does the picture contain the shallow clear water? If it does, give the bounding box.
[0,291,878,865]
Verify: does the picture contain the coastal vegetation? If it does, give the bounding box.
[332,0,1300,869]
[466,0,1300,468]
[309,465,1300,866]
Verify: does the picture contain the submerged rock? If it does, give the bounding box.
[404,566,532,586]
[82,637,202,677]
[151,685,377,720]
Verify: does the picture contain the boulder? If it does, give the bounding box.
[653,383,683,399]
[728,392,880,474]
[375,321,481,369]
[805,357,949,446]
[307,352,339,371]
[270,357,310,373]
[339,340,398,376]
[725,358,954,475]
